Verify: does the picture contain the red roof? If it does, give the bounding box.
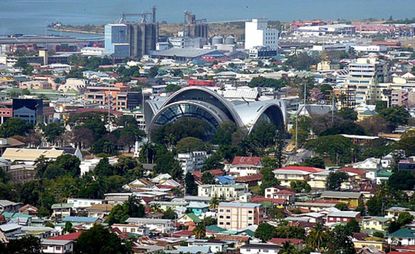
[275,189,295,195]
[276,166,324,173]
[250,196,286,205]
[172,230,193,237]
[268,238,304,246]
[193,169,224,180]
[49,232,81,241]
[236,173,263,183]
[231,156,261,166]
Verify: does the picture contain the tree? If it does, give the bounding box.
[107,196,144,225]
[213,122,237,146]
[176,137,209,153]
[43,154,81,179]
[306,135,354,164]
[202,152,223,171]
[249,77,286,89]
[326,171,349,191]
[201,172,216,184]
[285,52,320,71]
[162,207,177,220]
[94,157,114,177]
[303,157,325,169]
[306,223,328,252]
[74,224,130,254]
[279,242,299,254]
[165,84,181,93]
[185,172,197,195]
[1,235,41,254]
[379,106,410,128]
[63,221,75,234]
[397,130,415,156]
[260,168,279,194]
[358,115,390,135]
[255,223,276,242]
[0,118,32,138]
[345,219,360,233]
[326,225,355,254]
[209,196,220,209]
[193,223,206,239]
[154,151,183,180]
[337,108,358,122]
[42,122,65,144]
[148,66,159,78]
[290,180,311,193]
[335,203,349,211]
[388,171,415,190]
[275,224,306,239]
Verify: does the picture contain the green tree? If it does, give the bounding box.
[148,66,159,78]
[255,223,276,242]
[345,219,360,233]
[176,137,209,153]
[193,223,206,239]
[379,106,410,128]
[213,122,237,146]
[43,154,81,179]
[94,157,114,177]
[249,77,286,89]
[337,108,358,121]
[1,235,41,254]
[260,168,279,194]
[326,171,349,191]
[154,151,183,180]
[202,152,223,171]
[306,135,354,164]
[306,223,328,252]
[162,207,177,220]
[185,172,197,195]
[42,122,65,144]
[201,171,216,184]
[290,180,311,193]
[63,221,75,233]
[0,118,33,138]
[303,157,325,169]
[74,224,130,254]
[388,171,415,190]
[326,225,356,254]
[165,84,181,93]
[335,203,349,211]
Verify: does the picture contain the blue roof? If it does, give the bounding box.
[216,175,235,185]
[63,216,98,223]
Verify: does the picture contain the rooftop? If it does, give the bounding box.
[218,202,261,208]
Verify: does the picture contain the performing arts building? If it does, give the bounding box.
[144,86,287,139]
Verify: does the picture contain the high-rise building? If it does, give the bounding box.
[128,23,158,59]
[105,8,158,59]
[245,19,278,50]
[345,57,390,106]
[217,202,264,230]
[183,11,208,39]
[104,24,130,59]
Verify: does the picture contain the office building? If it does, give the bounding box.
[104,24,130,59]
[12,98,43,124]
[345,57,390,106]
[217,202,264,230]
[245,19,278,50]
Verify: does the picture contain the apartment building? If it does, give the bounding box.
[177,151,208,175]
[226,156,262,177]
[217,202,263,230]
[345,57,389,106]
[198,184,248,200]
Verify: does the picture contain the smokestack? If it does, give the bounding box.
[152,6,156,23]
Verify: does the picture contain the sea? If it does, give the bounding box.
[1,0,415,37]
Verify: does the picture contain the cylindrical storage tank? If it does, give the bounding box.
[225,35,236,45]
[212,35,224,45]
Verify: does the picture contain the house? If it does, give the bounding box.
[294,200,339,212]
[297,104,335,118]
[361,217,390,233]
[51,203,73,219]
[2,212,32,226]
[62,216,101,228]
[18,204,38,215]
[217,202,263,230]
[273,166,324,187]
[104,193,133,205]
[85,204,113,218]
[41,232,81,254]
[386,207,410,218]
[187,202,209,217]
[0,223,21,239]
[326,211,361,224]
[66,198,104,211]
[226,156,262,177]
[111,224,149,236]
[41,239,74,254]
[264,187,295,203]
[388,228,415,245]
[268,238,304,247]
[235,174,262,187]
[0,200,21,213]
[125,218,174,234]
[198,184,248,200]
[353,238,385,252]
[240,243,280,254]
[320,191,363,208]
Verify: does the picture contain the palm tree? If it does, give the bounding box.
[306,223,328,252]
[193,223,206,239]
[209,195,219,210]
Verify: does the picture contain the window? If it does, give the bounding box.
[226,216,230,219]
[56,247,61,251]
[226,222,230,225]
[248,210,253,214]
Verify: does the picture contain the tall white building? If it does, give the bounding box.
[345,57,389,106]
[245,19,278,50]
